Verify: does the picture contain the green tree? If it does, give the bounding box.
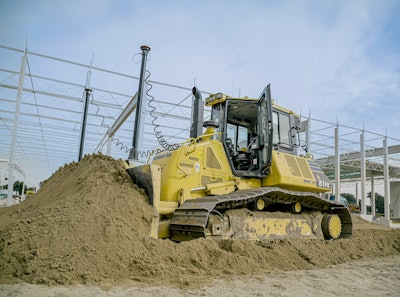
[13,180,24,195]
[367,192,385,214]
[1,180,31,195]
[341,193,357,205]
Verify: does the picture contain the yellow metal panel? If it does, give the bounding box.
[220,209,324,240]
[262,150,327,193]
[158,201,179,215]
[201,175,223,184]
[206,181,236,195]
[285,154,302,177]
[206,147,222,169]
[157,220,171,239]
[152,138,234,202]
[236,178,261,190]
[297,157,313,179]
[242,217,314,240]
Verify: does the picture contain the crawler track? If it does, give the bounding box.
[169,187,352,241]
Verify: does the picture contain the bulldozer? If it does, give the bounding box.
[126,85,352,242]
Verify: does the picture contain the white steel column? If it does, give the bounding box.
[306,113,311,153]
[106,136,112,155]
[355,182,359,205]
[334,126,340,202]
[371,175,376,217]
[360,131,366,214]
[7,49,27,207]
[383,137,390,221]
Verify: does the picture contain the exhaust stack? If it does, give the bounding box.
[190,87,204,138]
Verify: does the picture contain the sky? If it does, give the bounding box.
[1,0,400,188]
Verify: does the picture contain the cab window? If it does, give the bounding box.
[227,123,248,151]
[272,111,291,147]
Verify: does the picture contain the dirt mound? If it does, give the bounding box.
[0,154,399,289]
[0,154,155,286]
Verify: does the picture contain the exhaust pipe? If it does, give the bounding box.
[190,87,204,138]
[129,45,151,160]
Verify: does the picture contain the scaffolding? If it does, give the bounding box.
[1,44,399,224]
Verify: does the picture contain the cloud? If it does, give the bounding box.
[1,0,400,186]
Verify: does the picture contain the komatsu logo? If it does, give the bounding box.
[318,180,330,188]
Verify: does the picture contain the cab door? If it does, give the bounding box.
[257,84,273,176]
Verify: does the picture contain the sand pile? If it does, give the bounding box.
[0,154,156,286]
[0,154,399,289]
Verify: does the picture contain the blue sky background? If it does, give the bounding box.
[1,0,400,188]
[1,0,399,135]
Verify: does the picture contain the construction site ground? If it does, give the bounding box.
[0,154,399,297]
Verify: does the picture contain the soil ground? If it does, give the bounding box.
[1,154,399,296]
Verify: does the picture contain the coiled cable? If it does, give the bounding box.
[91,92,132,153]
[146,69,180,151]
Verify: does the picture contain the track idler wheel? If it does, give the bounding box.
[321,214,342,239]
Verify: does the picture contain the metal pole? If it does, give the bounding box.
[129,45,151,160]
[93,92,138,153]
[106,135,112,155]
[22,178,26,197]
[78,88,92,161]
[360,131,366,214]
[306,112,311,153]
[355,182,359,207]
[78,60,93,161]
[334,126,340,202]
[7,49,27,206]
[371,175,376,217]
[383,137,390,222]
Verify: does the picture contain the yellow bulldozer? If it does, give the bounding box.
[126,85,352,242]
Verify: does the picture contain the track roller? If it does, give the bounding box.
[253,198,265,211]
[291,202,302,214]
[321,213,342,239]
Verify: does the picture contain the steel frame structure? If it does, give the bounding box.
[1,44,399,220]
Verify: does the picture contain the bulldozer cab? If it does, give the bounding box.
[206,85,301,178]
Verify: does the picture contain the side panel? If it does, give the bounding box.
[262,150,331,193]
[152,139,234,203]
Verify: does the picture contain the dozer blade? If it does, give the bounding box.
[127,164,160,205]
[126,164,163,239]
